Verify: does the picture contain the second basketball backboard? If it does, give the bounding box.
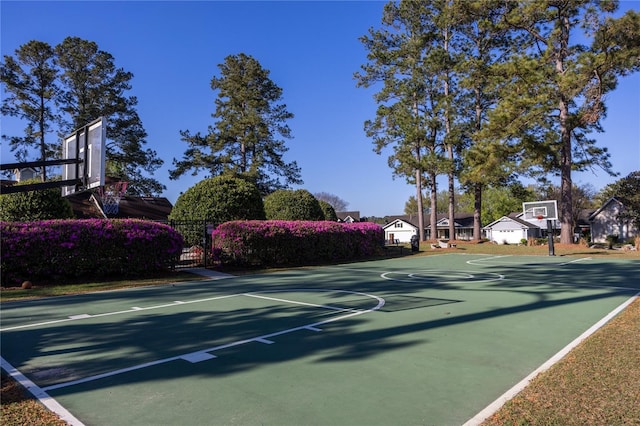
[522,200,558,221]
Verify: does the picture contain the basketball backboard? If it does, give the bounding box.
[522,200,558,221]
[62,117,106,196]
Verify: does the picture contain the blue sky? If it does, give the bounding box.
[1,1,639,217]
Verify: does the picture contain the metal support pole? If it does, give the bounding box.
[547,219,555,256]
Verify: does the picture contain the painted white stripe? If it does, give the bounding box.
[463,292,640,426]
[466,255,513,266]
[182,352,216,363]
[255,338,274,344]
[1,357,85,426]
[305,326,322,332]
[559,257,592,266]
[69,314,91,319]
[243,292,361,313]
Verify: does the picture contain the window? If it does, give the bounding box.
[395,222,403,228]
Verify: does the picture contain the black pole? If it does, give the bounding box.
[547,219,555,256]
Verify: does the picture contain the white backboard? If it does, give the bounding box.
[523,200,558,221]
[62,117,106,196]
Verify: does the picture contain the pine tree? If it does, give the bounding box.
[55,37,164,195]
[455,0,517,240]
[356,1,453,241]
[170,53,302,195]
[1,41,59,180]
[489,1,640,243]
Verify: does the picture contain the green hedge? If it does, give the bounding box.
[212,220,384,266]
[1,219,184,286]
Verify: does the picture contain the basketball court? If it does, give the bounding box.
[2,253,638,425]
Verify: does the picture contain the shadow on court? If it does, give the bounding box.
[1,255,638,425]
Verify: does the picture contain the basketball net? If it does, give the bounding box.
[97,182,128,216]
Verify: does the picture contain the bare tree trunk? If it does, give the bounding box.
[473,183,482,240]
[429,171,438,241]
[443,26,455,241]
[557,13,573,245]
[38,97,47,181]
[416,168,425,241]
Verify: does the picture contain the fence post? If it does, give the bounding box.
[203,219,208,268]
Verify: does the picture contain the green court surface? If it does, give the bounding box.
[1,254,638,426]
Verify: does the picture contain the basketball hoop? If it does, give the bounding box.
[97,182,127,216]
[537,215,544,221]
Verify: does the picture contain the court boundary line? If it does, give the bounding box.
[463,292,640,426]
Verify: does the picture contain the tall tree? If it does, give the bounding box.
[356,1,452,241]
[314,192,349,212]
[455,0,517,240]
[489,2,640,243]
[170,53,302,195]
[1,41,59,180]
[55,37,164,195]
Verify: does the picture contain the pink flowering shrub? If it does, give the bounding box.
[212,220,384,266]
[1,219,183,286]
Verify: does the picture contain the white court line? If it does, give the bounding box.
[38,289,384,393]
[559,257,592,266]
[243,292,364,313]
[1,357,86,426]
[463,292,640,426]
[466,255,513,266]
[0,294,241,332]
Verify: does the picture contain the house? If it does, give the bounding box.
[14,167,39,181]
[383,213,476,242]
[425,213,475,240]
[382,217,419,243]
[483,216,541,244]
[336,211,360,223]
[589,197,639,243]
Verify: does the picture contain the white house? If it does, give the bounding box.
[13,167,39,181]
[589,197,638,243]
[382,218,419,243]
[336,211,360,223]
[483,216,541,244]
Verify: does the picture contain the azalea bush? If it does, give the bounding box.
[212,220,384,266]
[1,219,184,286]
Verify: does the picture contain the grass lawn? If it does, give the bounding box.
[1,243,638,425]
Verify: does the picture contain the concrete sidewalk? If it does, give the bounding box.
[184,268,233,279]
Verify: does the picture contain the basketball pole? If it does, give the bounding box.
[546,219,555,256]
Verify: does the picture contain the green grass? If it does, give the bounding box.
[0,270,205,302]
[483,297,640,426]
[1,245,638,425]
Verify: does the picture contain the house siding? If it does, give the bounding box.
[484,216,540,245]
[383,219,418,243]
[590,199,638,243]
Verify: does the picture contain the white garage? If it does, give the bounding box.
[483,216,541,245]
